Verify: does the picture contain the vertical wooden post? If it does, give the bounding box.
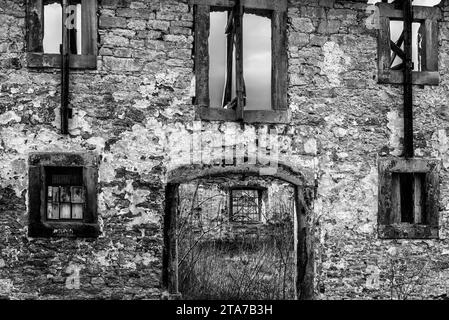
[234,0,244,120]
[163,183,179,295]
[194,5,210,107]
[223,11,234,107]
[403,0,413,158]
[61,0,70,135]
[295,186,314,300]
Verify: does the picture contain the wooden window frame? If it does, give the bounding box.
[26,0,98,69]
[378,158,440,239]
[28,152,100,238]
[192,0,289,124]
[377,2,441,85]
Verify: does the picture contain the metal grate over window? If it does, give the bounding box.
[230,189,261,223]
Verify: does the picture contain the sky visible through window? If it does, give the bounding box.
[369,0,440,71]
[43,3,82,54]
[208,11,271,110]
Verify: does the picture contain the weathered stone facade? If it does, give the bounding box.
[1,0,449,300]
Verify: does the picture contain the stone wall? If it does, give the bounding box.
[1,0,449,299]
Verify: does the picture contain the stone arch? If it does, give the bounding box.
[162,162,315,300]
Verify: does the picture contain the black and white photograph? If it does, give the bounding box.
[1,0,449,314]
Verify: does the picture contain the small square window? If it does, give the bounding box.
[26,0,98,69]
[230,188,262,223]
[28,152,99,238]
[376,2,441,85]
[378,158,440,239]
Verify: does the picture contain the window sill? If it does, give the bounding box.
[378,70,439,85]
[378,224,439,239]
[196,106,291,124]
[27,53,97,69]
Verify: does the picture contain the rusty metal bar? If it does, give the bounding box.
[403,0,414,158]
[61,0,70,135]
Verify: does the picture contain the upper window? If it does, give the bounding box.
[378,158,440,239]
[192,0,288,123]
[375,1,441,85]
[26,0,98,69]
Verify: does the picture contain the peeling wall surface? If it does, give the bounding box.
[1,0,449,299]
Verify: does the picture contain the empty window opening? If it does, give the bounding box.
[208,9,272,110]
[392,172,427,224]
[43,1,82,55]
[243,12,271,110]
[46,166,85,220]
[389,21,423,71]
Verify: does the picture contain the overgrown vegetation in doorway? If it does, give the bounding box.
[177,180,296,300]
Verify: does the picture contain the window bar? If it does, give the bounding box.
[234,0,244,120]
[61,0,70,135]
[403,0,414,158]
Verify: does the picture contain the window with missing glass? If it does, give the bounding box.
[46,167,85,220]
[193,0,288,123]
[376,1,441,85]
[378,158,440,239]
[28,152,99,238]
[26,0,97,69]
[230,188,263,223]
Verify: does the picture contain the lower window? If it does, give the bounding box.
[28,152,99,238]
[378,158,440,239]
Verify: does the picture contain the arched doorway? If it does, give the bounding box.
[162,163,315,300]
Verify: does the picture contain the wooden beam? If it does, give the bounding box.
[295,186,314,300]
[234,0,244,120]
[194,5,210,107]
[403,0,413,159]
[162,183,180,294]
[61,0,70,135]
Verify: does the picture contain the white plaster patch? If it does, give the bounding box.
[0,279,13,295]
[0,111,21,125]
[69,110,92,135]
[365,265,380,289]
[304,138,317,155]
[319,42,351,87]
[387,109,403,156]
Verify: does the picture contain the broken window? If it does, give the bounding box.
[378,158,439,239]
[193,0,288,123]
[46,167,85,220]
[376,1,440,84]
[230,188,262,223]
[209,9,272,111]
[28,152,100,238]
[27,0,97,69]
